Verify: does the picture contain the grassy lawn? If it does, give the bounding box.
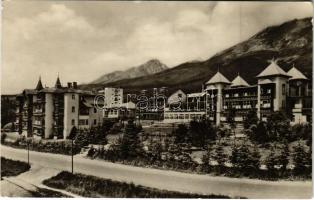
[43,171,231,198]
[1,157,30,179]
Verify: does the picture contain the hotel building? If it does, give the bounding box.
[164,61,312,125]
[15,77,103,139]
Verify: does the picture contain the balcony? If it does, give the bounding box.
[33,109,44,115]
[33,121,44,128]
[35,98,45,104]
[260,95,272,100]
[261,103,271,109]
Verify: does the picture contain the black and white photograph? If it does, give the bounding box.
[1,0,313,198]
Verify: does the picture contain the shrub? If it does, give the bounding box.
[1,133,7,143]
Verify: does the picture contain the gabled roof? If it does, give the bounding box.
[287,66,308,80]
[172,89,186,95]
[35,77,44,90]
[55,76,62,88]
[258,79,273,85]
[23,89,37,95]
[231,75,250,88]
[256,60,290,78]
[187,92,206,98]
[206,71,231,85]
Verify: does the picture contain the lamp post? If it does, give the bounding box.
[71,138,74,174]
[69,126,77,174]
[27,140,30,165]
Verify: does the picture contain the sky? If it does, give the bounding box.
[1,1,313,94]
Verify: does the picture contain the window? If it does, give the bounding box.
[72,94,75,100]
[94,108,97,113]
[282,84,286,95]
[72,106,75,113]
[71,119,75,126]
[86,120,89,125]
[94,119,97,125]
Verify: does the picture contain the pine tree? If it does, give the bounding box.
[292,142,308,175]
[201,144,212,171]
[243,109,258,129]
[278,144,289,172]
[74,131,89,148]
[266,111,290,141]
[174,124,188,144]
[254,122,269,144]
[231,144,260,172]
[265,147,280,178]
[248,146,261,172]
[211,145,227,166]
[119,120,143,159]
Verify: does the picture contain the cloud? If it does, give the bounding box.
[2,1,312,94]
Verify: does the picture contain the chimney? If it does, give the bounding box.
[73,82,77,89]
[67,82,72,88]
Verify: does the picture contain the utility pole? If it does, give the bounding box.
[27,140,30,165]
[69,126,77,174]
[71,138,74,174]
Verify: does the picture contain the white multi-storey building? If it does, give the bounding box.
[164,60,312,125]
[16,77,103,139]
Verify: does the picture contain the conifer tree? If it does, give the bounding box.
[243,109,259,129]
[292,142,308,175]
[119,119,142,159]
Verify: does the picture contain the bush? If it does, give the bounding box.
[1,133,7,143]
[4,137,81,155]
[292,142,311,177]
[43,171,230,198]
[1,157,30,178]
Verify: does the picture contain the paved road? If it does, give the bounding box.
[1,145,312,198]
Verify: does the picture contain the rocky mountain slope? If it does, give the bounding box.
[90,59,168,84]
[82,17,312,94]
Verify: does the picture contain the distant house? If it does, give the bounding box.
[167,89,187,105]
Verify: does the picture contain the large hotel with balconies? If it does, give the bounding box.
[164,60,312,125]
[15,77,103,139]
[15,60,312,139]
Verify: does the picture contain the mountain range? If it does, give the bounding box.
[81,17,312,95]
[90,59,168,84]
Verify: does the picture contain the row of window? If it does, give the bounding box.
[78,119,98,126]
[164,113,203,120]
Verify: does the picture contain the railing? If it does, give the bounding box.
[260,95,272,100]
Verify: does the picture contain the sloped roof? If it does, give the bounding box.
[257,61,290,78]
[55,76,62,88]
[187,92,206,98]
[35,77,43,90]
[231,75,250,88]
[259,79,273,85]
[206,71,231,85]
[23,89,37,95]
[287,67,308,80]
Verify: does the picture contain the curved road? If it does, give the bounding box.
[1,145,312,198]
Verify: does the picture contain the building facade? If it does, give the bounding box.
[164,61,312,125]
[15,77,103,139]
